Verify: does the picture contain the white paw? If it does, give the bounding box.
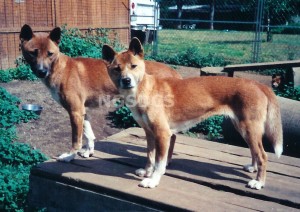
[243,164,257,173]
[135,168,146,177]
[139,178,159,188]
[78,146,94,158]
[135,168,153,177]
[57,152,76,162]
[247,179,264,190]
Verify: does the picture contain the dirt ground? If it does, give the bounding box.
[0,67,271,158]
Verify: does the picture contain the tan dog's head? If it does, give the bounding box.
[102,38,146,90]
[20,24,61,78]
[272,74,284,88]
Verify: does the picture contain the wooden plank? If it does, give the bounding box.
[0,0,5,28]
[223,60,300,72]
[0,34,9,69]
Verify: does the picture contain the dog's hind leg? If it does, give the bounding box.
[167,134,176,165]
[238,120,267,190]
[78,114,96,158]
[243,147,258,173]
[231,118,258,173]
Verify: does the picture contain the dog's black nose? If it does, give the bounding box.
[122,77,131,86]
[36,68,48,78]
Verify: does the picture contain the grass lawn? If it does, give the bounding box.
[153,29,300,64]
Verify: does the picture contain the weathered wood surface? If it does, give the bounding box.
[200,59,300,77]
[29,128,300,211]
[223,59,300,72]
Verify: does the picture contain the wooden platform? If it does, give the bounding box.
[28,128,300,211]
[200,59,300,78]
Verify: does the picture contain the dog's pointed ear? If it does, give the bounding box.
[129,37,144,58]
[20,24,34,41]
[49,27,61,44]
[102,45,116,63]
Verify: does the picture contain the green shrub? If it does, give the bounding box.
[150,47,227,68]
[59,25,124,58]
[0,87,38,129]
[0,87,47,211]
[188,115,224,141]
[107,101,138,129]
[274,85,300,101]
[0,70,13,83]
[0,64,37,83]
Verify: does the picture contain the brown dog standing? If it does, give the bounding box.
[104,38,283,190]
[20,25,181,162]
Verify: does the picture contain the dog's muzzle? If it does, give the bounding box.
[33,64,49,78]
[120,77,134,89]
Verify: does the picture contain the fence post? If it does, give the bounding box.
[152,0,159,57]
[252,0,264,63]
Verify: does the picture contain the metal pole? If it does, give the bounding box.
[252,0,264,63]
[152,0,159,57]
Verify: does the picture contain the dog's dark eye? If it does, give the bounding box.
[29,49,38,57]
[131,64,137,69]
[48,51,54,57]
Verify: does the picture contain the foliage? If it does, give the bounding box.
[188,116,224,140]
[0,87,38,129]
[0,87,47,211]
[59,25,124,58]
[0,64,37,83]
[151,46,227,68]
[107,101,138,129]
[274,85,300,101]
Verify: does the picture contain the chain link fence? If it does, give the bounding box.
[152,0,300,65]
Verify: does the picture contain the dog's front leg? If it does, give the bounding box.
[78,114,96,158]
[139,130,171,188]
[57,111,84,162]
[136,130,156,177]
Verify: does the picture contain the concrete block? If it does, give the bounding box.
[292,67,300,87]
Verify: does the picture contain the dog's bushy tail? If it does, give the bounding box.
[263,86,283,158]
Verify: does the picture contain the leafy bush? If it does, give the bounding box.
[107,101,138,129]
[188,116,224,141]
[274,85,300,101]
[0,87,47,211]
[150,47,227,68]
[0,70,13,83]
[0,64,37,83]
[59,25,124,58]
[0,87,38,129]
